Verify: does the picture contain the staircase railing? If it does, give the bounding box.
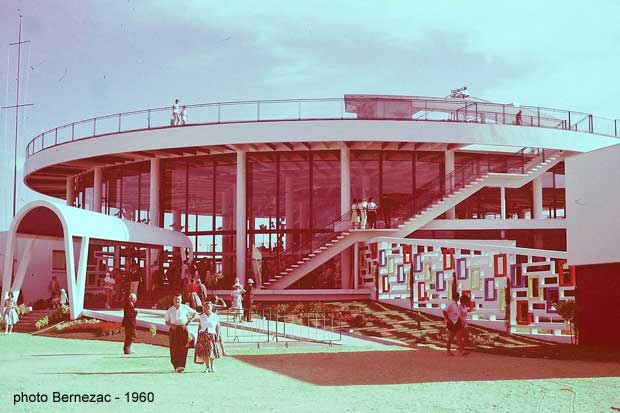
[263,147,558,285]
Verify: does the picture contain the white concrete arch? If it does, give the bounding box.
[2,200,193,319]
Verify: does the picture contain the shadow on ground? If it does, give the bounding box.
[234,348,620,386]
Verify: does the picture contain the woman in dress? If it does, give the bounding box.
[3,292,19,334]
[194,302,221,372]
[230,279,245,323]
[350,198,360,229]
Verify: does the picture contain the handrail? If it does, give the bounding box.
[25,96,619,158]
[264,147,556,284]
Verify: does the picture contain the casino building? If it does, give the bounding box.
[3,95,619,345]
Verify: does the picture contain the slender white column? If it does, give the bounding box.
[66,176,75,207]
[532,176,544,219]
[93,167,103,213]
[353,242,359,289]
[445,150,456,219]
[147,159,161,292]
[149,159,161,227]
[65,233,78,320]
[340,147,352,289]
[11,238,35,301]
[236,151,247,285]
[500,187,507,219]
[75,237,90,317]
[341,147,351,216]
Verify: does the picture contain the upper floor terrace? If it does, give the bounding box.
[25,94,620,159]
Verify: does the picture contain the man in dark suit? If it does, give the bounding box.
[122,293,138,355]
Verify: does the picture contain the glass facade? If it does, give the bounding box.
[161,154,237,282]
[101,163,150,221]
[247,151,341,280]
[68,148,567,288]
[351,150,443,226]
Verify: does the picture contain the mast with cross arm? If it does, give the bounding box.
[2,11,34,218]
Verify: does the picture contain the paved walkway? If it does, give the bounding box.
[83,308,393,347]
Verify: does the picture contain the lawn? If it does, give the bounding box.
[1,333,619,413]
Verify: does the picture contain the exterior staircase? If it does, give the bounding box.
[264,149,565,290]
[10,309,58,334]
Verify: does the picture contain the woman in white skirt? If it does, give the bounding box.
[3,292,19,334]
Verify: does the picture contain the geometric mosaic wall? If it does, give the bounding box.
[360,238,575,339]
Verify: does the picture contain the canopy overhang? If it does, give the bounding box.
[2,200,193,319]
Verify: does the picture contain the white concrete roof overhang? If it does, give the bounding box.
[24,119,620,179]
[2,200,192,320]
[11,200,192,249]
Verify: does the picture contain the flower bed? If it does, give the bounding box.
[55,319,123,336]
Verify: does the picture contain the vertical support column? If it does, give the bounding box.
[64,233,79,320]
[147,158,162,292]
[10,238,35,301]
[93,167,103,213]
[340,147,352,289]
[236,151,247,285]
[444,150,456,219]
[500,187,507,219]
[74,237,90,317]
[66,176,75,207]
[353,242,359,289]
[149,159,161,228]
[532,176,544,219]
[340,147,351,216]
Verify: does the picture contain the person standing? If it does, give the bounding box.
[442,292,464,356]
[243,279,255,322]
[59,288,68,307]
[3,292,19,334]
[194,302,221,373]
[358,198,368,229]
[230,279,245,323]
[180,106,189,125]
[48,275,60,307]
[366,197,378,229]
[122,293,138,354]
[172,99,181,125]
[103,271,116,309]
[458,294,471,356]
[350,198,360,230]
[165,293,197,372]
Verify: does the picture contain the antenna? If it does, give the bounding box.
[1,10,34,218]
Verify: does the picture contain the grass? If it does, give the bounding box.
[1,333,620,413]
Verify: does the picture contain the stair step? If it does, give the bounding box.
[302,257,311,261]
[342,232,350,235]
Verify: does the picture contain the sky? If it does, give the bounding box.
[1,0,620,230]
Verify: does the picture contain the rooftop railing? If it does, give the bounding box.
[25,96,620,158]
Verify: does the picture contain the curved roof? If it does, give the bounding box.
[12,200,192,249]
[22,95,620,198]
